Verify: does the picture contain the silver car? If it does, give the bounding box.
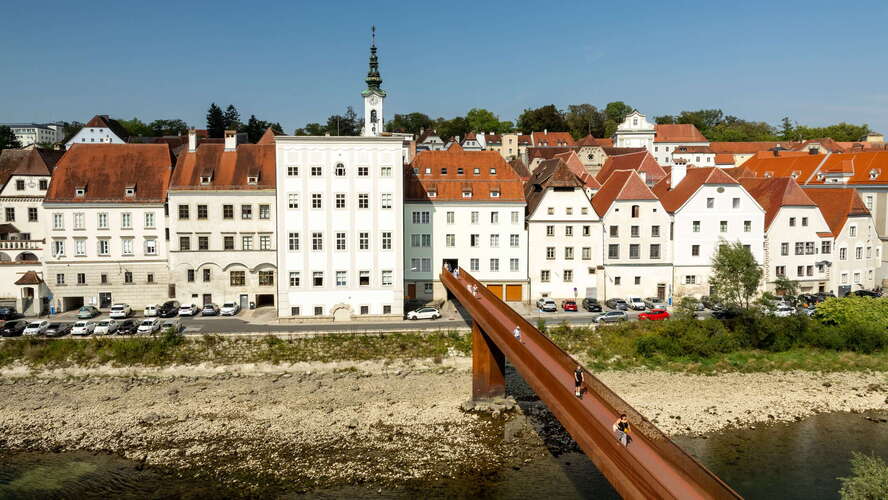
[596,311,628,324]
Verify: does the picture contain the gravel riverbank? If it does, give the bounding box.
[0,359,885,494]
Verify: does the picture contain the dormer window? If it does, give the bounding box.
[817,174,825,181]
[870,169,880,180]
[247,175,258,185]
[428,189,437,198]
[457,168,464,175]
[473,168,480,175]
[490,190,501,198]
[462,190,473,198]
[490,168,497,175]
[441,168,447,175]
[124,186,136,197]
[75,187,86,197]
[200,176,212,185]
[424,168,431,174]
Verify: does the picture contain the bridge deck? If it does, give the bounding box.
[442,268,741,500]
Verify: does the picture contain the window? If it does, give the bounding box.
[289,272,301,287]
[314,306,324,316]
[541,270,550,282]
[692,221,700,233]
[335,163,346,176]
[781,242,789,256]
[359,232,369,250]
[797,265,804,277]
[260,235,271,250]
[856,246,863,260]
[489,259,499,272]
[198,236,209,250]
[381,166,392,177]
[336,232,346,250]
[56,274,65,285]
[336,271,347,287]
[178,205,189,219]
[609,225,618,237]
[732,197,740,209]
[311,166,322,176]
[821,241,831,254]
[631,205,639,218]
[470,258,479,271]
[310,193,322,209]
[77,273,86,285]
[744,220,751,232]
[446,234,455,247]
[720,221,728,233]
[259,205,270,219]
[706,198,714,209]
[650,244,661,259]
[630,225,639,238]
[801,217,808,227]
[446,211,455,224]
[490,234,499,248]
[259,271,274,286]
[358,166,369,176]
[75,239,86,256]
[565,226,573,237]
[839,247,847,260]
[614,276,621,285]
[241,205,252,219]
[849,225,857,237]
[196,205,208,220]
[841,273,848,284]
[511,211,519,224]
[510,234,519,247]
[471,211,479,224]
[97,212,109,229]
[547,207,555,215]
[122,238,133,255]
[854,272,861,284]
[546,225,555,237]
[312,232,323,251]
[382,232,392,250]
[582,247,591,260]
[52,213,63,229]
[412,211,430,224]
[789,217,796,227]
[692,244,700,256]
[288,193,299,209]
[144,212,155,228]
[608,244,619,259]
[564,247,574,260]
[381,193,392,209]
[223,205,234,219]
[28,207,37,222]
[202,268,211,282]
[470,234,479,247]
[358,194,369,209]
[242,235,253,250]
[381,270,393,286]
[805,242,815,255]
[39,179,48,190]
[795,242,804,255]
[562,269,573,282]
[685,275,696,285]
[74,212,85,229]
[629,244,640,259]
[287,166,299,176]
[490,212,499,224]
[510,258,519,272]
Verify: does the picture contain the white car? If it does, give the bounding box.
[161,318,182,333]
[137,318,161,334]
[773,305,795,318]
[109,304,131,319]
[220,302,240,316]
[23,320,49,336]
[143,304,158,317]
[536,298,557,312]
[94,319,119,335]
[406,307,440,320]
[71,321,96,336]
[626,297,646,311]
[178,304,199,317]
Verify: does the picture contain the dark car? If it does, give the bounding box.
[0,307,21,321]
[1,320,27,337]
[605,298,628,311]
[797,293,819,307]
[562,300,578,312]
[158,300,181,318]
[44,323,72,337]
[851,290,880,298]
[712,307,741,320]
[116,319,138,335]
[582,298,602,312]
[201,303,220,316]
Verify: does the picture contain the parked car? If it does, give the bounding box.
[116,319,138,335]
[161,318,182,333]
[0,306,21,321]
[581,298,602,312]
[797,293,820,307]
[144,304,159,317]
[93,319,119,335]
[44,323,71,337]
[137,318,161,335]
[1,320,27,337]
[178,303,199,317]
[109,304,131,319]
[772,304,795,318]
[638,308,670,321]
[536,298,557,312]
[220,302,241,316]
[643,297,667,310]
[851,289,880,298]
[596,311,628,324]
[562,300,578,312]
[626,297,646,311]
[406,307,440,320]
[201,303,220,316]
[700,296,723,310]
[71,321,96,336]
[711,308,741,320]
[158,301,180,318]
[77,305,100,319]
[605,298,628,311]
[23,320,50,336]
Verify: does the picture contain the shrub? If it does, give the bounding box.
[839,452,888,500]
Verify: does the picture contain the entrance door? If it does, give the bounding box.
[406,283,416,300]
[657,284,666,301]
[443,259,459,272]
[99,292,112,309]
[202,294,212,305]
[239,294,249,310]
[505,284,522,302]
[487,284,504,300]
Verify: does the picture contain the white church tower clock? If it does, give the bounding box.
[361,26,386,137]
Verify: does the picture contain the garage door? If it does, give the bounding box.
[486,284,504,300]
[505,284,522,302]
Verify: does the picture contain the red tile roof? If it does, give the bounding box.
[527,146,577,161]
[531,131,575,147]
[575,135,611,147]
[595,151,666,185]
[736,152,827,182]
[591,170,658,216]
[792,138,847,153]
[672,145,713,154]
[739,177,817,230]
[14,270,43,285]
[45,144,173,203]
[0,148,61,191]
[709,142,795,154]
[651,167,740,213]
[714,153,735,165]
[83,115,130,141]
[484,133,502,144]
[808,152,888,184]
[509,158,531,180]
[602,146,646,156]
[654,124,707,143]
[802,188,870,236]
[170,139,276,190]
[406,150,525,202]
[554,151,601,189]
[525,159,586,216]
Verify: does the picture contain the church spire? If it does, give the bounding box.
[363,25,385,97]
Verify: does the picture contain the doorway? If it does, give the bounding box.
[239,294,249,310]
[62,296,84,312]
[99,292,112,309]
[406,283,416,299]
[657,284,666,301]
[202,294,212,305]
[443,258,459,272]
[255,294,275,307]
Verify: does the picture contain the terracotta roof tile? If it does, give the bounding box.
[527,146,576,161]
[554,151,601,189]
[406,150,524,202]
[739,177,816,229]
[0,148,61,190]
[531,131,575,147]
[709,142,795,154]
[525,159,586,215]
[14,270,43,285]
[737,153,826,182]
[595,151,666,185]
[575,135,612,147]
[651,167,740,213]
[509,158,531,180]
[654,124,707,143]
[802,188,870,236]
[45,144,173,203]
[714,153,735,165]
[591,170,658,216]
[170,141,276,190]
[83,115,130,141]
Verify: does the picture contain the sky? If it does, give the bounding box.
[3,0,888,135]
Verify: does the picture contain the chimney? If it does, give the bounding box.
[671,164,686,189]
[224,130,236,151]
[544,128,548,134]
[188,129,197,152]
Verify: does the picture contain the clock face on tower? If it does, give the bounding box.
[369,95,379,105]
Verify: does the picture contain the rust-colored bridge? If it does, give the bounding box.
[442,268,741,500]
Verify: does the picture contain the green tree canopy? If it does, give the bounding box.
[709,240,762,309]
[603,101,635,137]
[223,104,241,131]
[240,115,283,143]
[325,106,361,136]
[565,104,604,139]
[773,276,799,297]
[117,117,153,137]
[465,108,513,134]
[436,116,469,141]
[385,112,434,134]
[516,104,567,133]
[149,119,189,136]
[206,103,226,138]
[0,126,22,150]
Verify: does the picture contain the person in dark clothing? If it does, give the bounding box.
[613,414,632,447]
[574,366,584,398]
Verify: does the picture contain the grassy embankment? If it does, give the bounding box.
[0,312,886,373]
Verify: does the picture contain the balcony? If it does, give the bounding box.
[0,239,44,251]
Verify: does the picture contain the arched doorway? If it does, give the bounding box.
[15,252,38,262]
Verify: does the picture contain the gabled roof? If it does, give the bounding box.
[257,127,279,145]
[531,131,575,147]
[709,141,795,154]
[509,158,531,180]
[417,129,442,143]
[792,138,846,153]
[591,170,658,216]
[45,144,173,203]
[575,135,611,147]
[595,150,666,185]
[14,271,43,285]
[601,146,646,156]
[170,139,276,190]
[83,115,131,141]
[807,151,888,185]
[554,151,601,189]
[737,152,827,182]
[527,146,576,161]
[802,188,870,236]
[651,167,740,213]
[0,148,61,190]
[654,124,707,143]
[484,133,502,144]
[721,165,754,179]
[525,159,585,216]
[406,150,524,202]
[714,153,735,165]
[446,142,464,152]
[739,177,817,230]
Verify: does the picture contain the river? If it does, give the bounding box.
[1,411,885,499]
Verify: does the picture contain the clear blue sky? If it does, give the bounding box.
[3,0,887,135]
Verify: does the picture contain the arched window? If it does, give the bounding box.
[335,163,346,176]
[631,205,640,218]
[370,110,378,123]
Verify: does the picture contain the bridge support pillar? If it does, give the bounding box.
[472,322,505,400]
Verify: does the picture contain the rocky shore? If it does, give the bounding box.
[0,358,885,495]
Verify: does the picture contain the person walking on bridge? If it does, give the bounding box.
[613,414,632,447]
[574,365,584,398]
[513,325,524,344]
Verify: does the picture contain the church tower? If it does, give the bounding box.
[361,26,386,137]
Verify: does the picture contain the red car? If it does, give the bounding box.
[638,308,670,321]
[562,300,578,312]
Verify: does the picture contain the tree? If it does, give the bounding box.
[564,104,604,139]
[149,119,189,136]
[240,115,283,143]
[293,123,327,136]
[435,116,469,141]
[602,101,635,137]
[709,240,762,309]
[655,115,676,124]
[773,276,799,297]
[466,108,508,134]
[60,121,84,142]
[223,104,241,131]
[206,103,226,138]
[516,104,567,133]
[117,117,153,137]
[325,106,360,136]
[386,112,433,134]
[838,452,888,500]
[794,122,871,142]
[0,126,22,150]
[779,117,796,141]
